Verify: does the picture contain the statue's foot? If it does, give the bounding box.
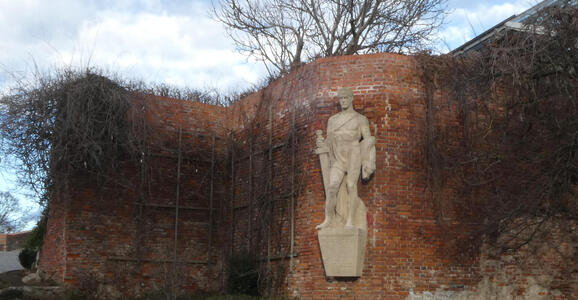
[316,219,331,230]
[344,222,354,229]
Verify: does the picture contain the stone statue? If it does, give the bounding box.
[315,87,376,277]
[315,87,376,231]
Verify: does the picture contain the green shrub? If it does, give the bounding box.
[205,296,260,300]
[227,252,259,296]
[24,214,47,251]
[0,289,24,300]
[18,248,37,269]
[18,213,45,271]
[60,290,88,300]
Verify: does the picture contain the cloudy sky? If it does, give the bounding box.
[0,0,538,225]
[0,0,538,91]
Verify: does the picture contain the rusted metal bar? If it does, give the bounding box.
[248,126,253,251]
[107,257,209,265]
[173,124,182,298]
[290,97,296,273]
[208,133,215,263]
[267,99,273,268]
[139,203,215,211]
[230,139,235,255]
[258,252,298,262]
[234,142,287,162]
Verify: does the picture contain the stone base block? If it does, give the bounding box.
[318,227,367,277]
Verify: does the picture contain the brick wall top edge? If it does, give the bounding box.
[311,51,411,64]
[144,94,229,111]
[142,94,233,131]
[131,52,418,130]
[234,52,415,102]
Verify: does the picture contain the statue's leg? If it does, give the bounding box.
[345,147,362,228]
[316,166,345,230]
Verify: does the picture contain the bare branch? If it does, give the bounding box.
[213,0,447,74]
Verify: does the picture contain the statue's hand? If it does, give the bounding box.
[362,161,375,180]
[362,166,370,180]
[316,136,325,149]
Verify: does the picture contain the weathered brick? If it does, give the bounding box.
[39,53,576,299]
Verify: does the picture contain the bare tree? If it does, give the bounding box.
[212,0,447,75]
[0,191,24,233]
[421,1,577,253]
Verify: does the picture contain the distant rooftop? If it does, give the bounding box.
[1,231,32,236]
[0,230,31,252]
[451,0,562,55]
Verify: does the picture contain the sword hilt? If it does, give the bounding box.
[315,130,328,154]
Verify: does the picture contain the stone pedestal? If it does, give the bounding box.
[318,227,367,277]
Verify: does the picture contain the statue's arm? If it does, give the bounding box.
[316,132,326,150]
[316,118,332,154]
[319,117,334,148]
[360,116,376,179]
[360,116,372,140]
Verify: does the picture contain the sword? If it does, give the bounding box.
[314,130,330,197]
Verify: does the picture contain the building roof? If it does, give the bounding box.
[0,231,32,237]
[451,0,561,55]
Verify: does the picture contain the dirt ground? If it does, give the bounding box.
[0,269,26,288]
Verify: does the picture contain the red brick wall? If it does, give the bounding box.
[0,231,31,251]
[227,53,575,299]
[225,53,479,298]
[0,235,5,251]
[39,53,576,299]
[0,231,30,252]
[39,198,67,281]
[39,95,233,296]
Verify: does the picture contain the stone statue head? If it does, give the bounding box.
[337,88,354,110]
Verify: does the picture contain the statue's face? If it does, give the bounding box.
[339,93,353,110]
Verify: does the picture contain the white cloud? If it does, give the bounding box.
[0,0,266,91]
[0,0,267,211]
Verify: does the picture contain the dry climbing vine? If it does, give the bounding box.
[420,1,577,253]
[0,69,250,205]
